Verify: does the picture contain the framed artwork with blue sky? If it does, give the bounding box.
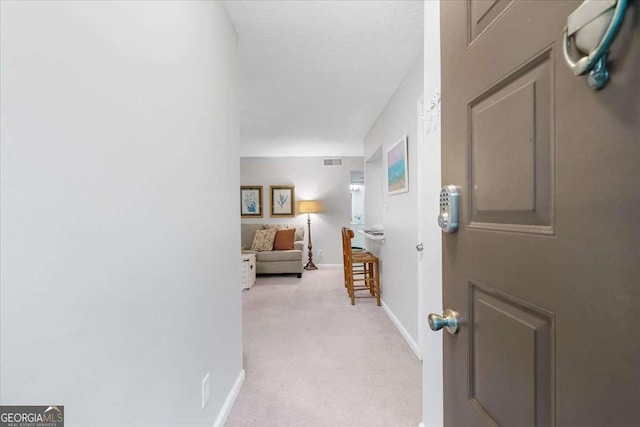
[386,135,409,195]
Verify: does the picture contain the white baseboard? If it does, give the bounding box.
[381,300,421,360]
[213,369,245,427]
[317,264,342,269]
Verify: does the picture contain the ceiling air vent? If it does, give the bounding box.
[323,158,343,167]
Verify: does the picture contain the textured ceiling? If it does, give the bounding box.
[225,1,424,157]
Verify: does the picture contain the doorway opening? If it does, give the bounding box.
[350,170,365,248]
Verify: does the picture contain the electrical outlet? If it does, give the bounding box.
[318,249,323,258]
[202,373,210,409]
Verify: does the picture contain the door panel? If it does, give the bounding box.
[441,0,640,426]
[469,50,553,233]
[470,282,553,427]
[468,0,515,45]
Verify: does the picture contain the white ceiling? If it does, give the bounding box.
[225,1,424,157]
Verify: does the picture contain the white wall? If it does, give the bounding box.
[421,1,444,426]
[240,157,364,265]
[365,149,385,228]
[363,54,424,346]
[0,2,242,426]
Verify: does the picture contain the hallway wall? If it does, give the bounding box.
[0,2,242,426]
[363,54,424,347]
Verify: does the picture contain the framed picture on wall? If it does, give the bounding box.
[386,135,409,195]
[270,185,295,217]
[240,186,263,218]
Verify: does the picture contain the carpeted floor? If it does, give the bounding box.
[225,268,422,427]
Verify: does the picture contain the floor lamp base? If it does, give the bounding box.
[304,261,318,271]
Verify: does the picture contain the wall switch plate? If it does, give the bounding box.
[318,249,323,258]
[202,373,210,409]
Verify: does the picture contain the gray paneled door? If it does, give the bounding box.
[440,1,639,426]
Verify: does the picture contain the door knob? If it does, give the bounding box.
[428,308,460,335]
[416,243,424,251]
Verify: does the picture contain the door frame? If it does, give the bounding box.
[416,96,425,362]
[420,1,444,426]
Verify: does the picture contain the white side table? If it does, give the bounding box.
[240,253,256,290]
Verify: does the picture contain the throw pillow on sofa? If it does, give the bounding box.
[251,228,277,251]
[265,224,304,242]
[273,228,295,250]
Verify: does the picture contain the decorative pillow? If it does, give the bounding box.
[251,229,277,252]
[265,224,304,241]
[273,228,296,250]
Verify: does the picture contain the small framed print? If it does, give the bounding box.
[386,135,409,195]
[270,185,295,217]
[240,186,263,218]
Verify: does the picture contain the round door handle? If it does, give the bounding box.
[428,308,459,335]
[416,243,424,251]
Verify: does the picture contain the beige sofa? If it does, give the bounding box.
[241,224,304,278]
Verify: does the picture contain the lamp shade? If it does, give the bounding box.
[298,200,321,214]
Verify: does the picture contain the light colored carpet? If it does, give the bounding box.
[225,268,422,427]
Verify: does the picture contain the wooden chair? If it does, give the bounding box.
[341,227,380,306]
[341,227,366,290]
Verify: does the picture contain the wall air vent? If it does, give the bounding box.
[323,158,344,167]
